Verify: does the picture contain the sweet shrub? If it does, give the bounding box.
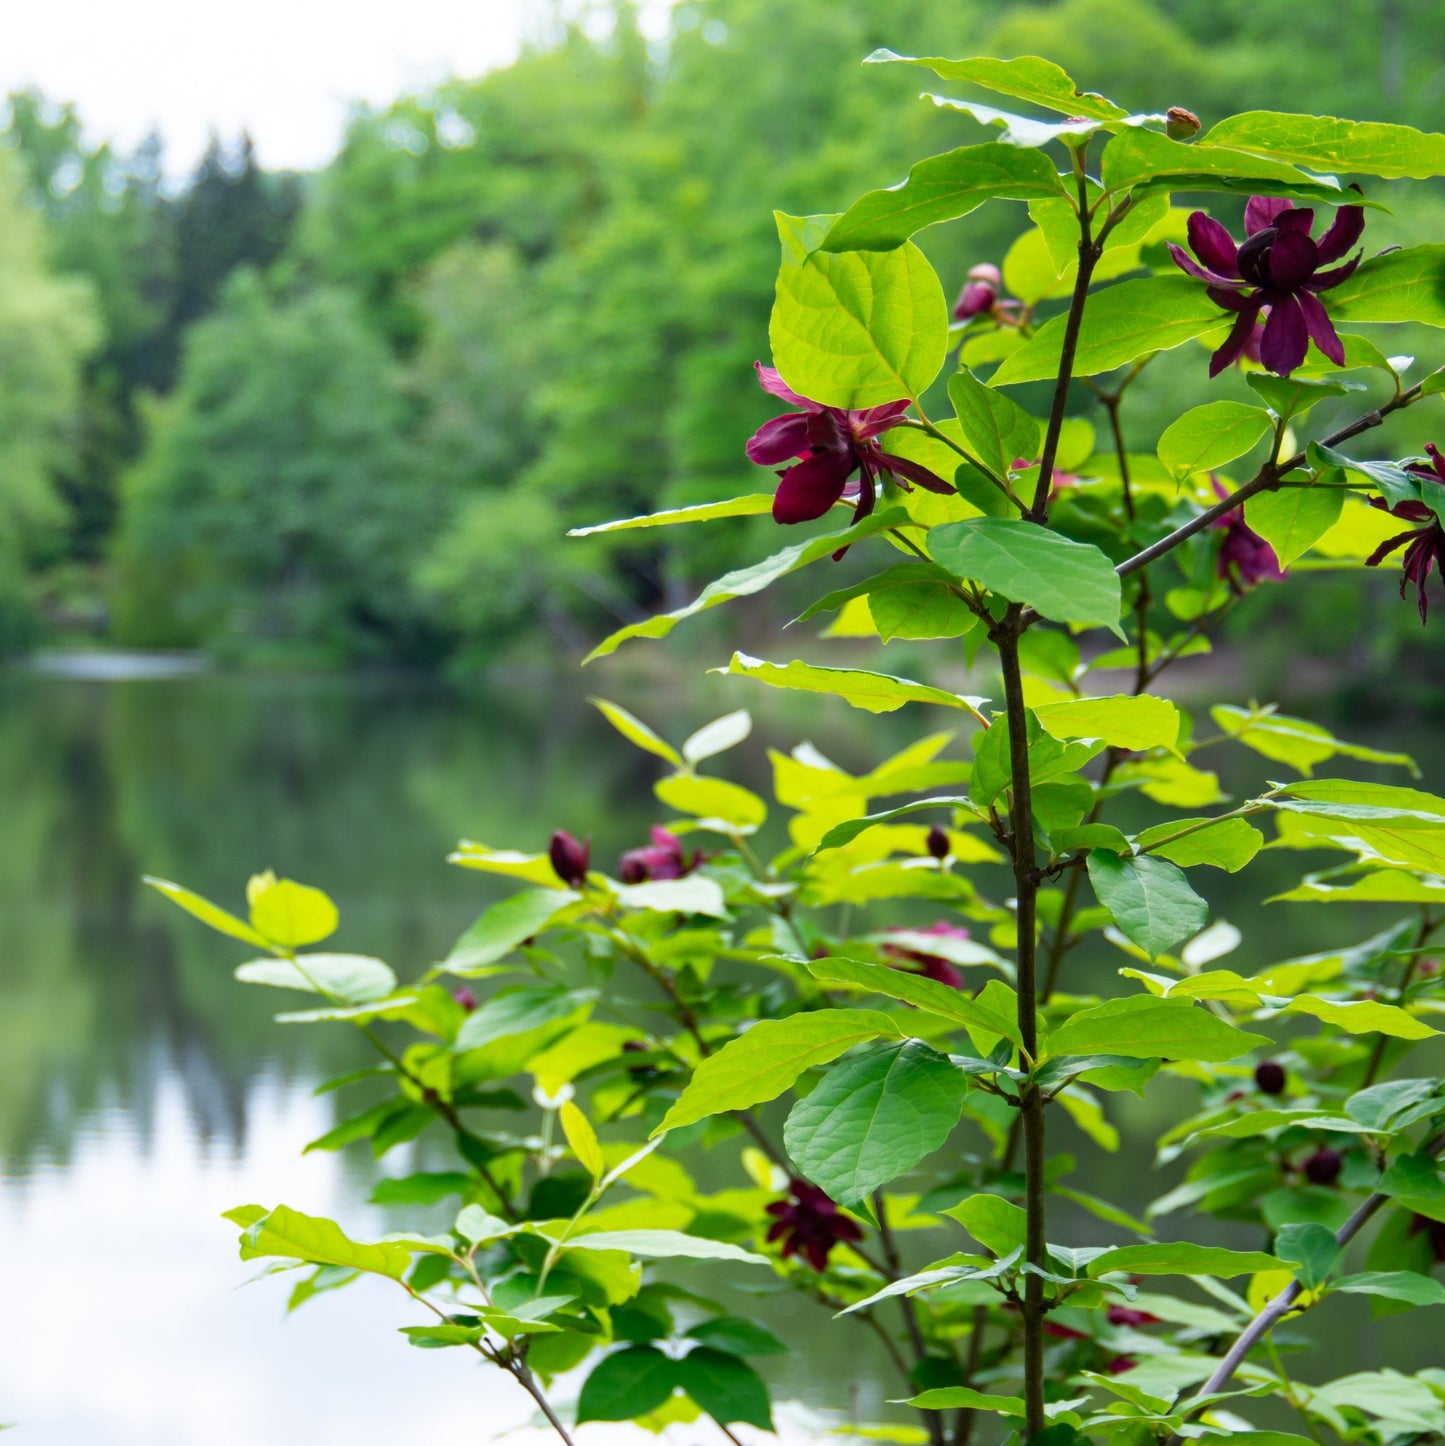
[150,50,1445,1446]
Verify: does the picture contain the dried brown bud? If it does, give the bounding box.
[1166,106,1201,140]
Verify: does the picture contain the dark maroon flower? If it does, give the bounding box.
[882,921,971,989]
[451,986,478,1013]
[1408,1212,1445,1264]
[926,825,951,861]
[618,826,701,885]
[1109,1355,1138,1375]
[1169,195,1364,376]
[954,263,1001,320]
[746,362,952,525]
[1045,1321,1090,1341]
[765,1179,863,1271]
[1211,479,1283,591]
[1107,1305,1161,1328]
[1303,1146,1344,1186]
[549,830,591,889]
[1365,444,1445,624]
[1254,1060,1287,1095]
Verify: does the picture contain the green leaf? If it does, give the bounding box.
[1086,852,1209,960]
[718,653,988,717]
[684,1317,789,1357]
[370,1172,470,1208]
[1246,371,1353,422]
[248,876,339,948]
[869,573,980,642]
[1329,246,1445,329]
[592,698,682,765]
[1156,402,1272,483]
[1285,995,1437,1040]
[1090,1242,1282,1278]
[1276,1221,1342,1289]
[866,52,1129,123]
[930,518,1122,631]
[455,985,595,1051]
[445,888,582,975]
[1213,705,1417,777]
[771,213,947,408]
[948,369,1040,481]
[805,955,1023,1048]
[1348,1079,1441,1131]
[822,143,1066,251]
[927,96,1111,149]
[654,773,767,831]
[992,277,1223,385]
[1204,112,1445,180]
[1033,694,1179,751]
[784,1040,969,1206]
[455,1205,514,1244]
[681,711,752,766]
[1134,818,1264,872]
[1245,487,1345,568]
[585,509,907,661]
[144,876,271,948]
[676,1348,774,1430]
[1100,128,1347,197]
[566,1231,768,1265]
[1380,1154,1445,1200]
[1046,995,1267,1063]
[234,953,397,1004]
[559,1101,605,1178]
[577,1345,678,1423]
[568,494,774,537]
[236,1204,412,1279]
[944,1193,1029,1255]
[653,1009,901,1135]
[1334,1271,1445,1307]
[813,796,973,853]
[902,1388,1024,1416]
[613,876,728,918]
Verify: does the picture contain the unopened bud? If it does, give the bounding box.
[953,262,1001,321]
[1166,106,1201,140]
[1253,1060,1286,1095]
[549,829,591,889]
[451,986,477,1013]
[1303,1146,1343,1186]
[926,825,950,861]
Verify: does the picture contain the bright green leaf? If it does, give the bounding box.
[1157,402,1272,483]
[1086,852,1209,960]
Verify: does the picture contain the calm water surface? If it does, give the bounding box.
[0,665,1438,1442]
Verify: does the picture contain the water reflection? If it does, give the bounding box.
[0,666,1439,1441]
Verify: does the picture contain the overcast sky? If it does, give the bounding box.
[1,0,669,177]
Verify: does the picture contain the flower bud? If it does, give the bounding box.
[618,852,649,885]
[549,829,591,888]
[1107,1305,1160,1327]
[1166,106,1201,140]
[1253,1059,1286,1095]
[926,824,950,861]
[953,263,1000,320]
[1303,1146,1343,1186]
[451,986,477,1013]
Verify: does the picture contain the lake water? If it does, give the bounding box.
[0,664,1438,1443]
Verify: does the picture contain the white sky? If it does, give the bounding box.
[0,0,668,177]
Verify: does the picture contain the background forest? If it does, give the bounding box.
[5,0,1445,681]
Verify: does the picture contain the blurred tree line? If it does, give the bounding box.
[3,0,1445,678]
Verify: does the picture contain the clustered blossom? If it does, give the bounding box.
[549,829,591,888]
[619,826,702,884]
[1169,195,1364,377]
[1365,443,1445,623]
[765,1179,862,1271]
[746,362,952,525]
[882,921,971,989]
[1211,479,1283,591]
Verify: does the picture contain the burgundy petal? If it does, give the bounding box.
[1427,443,1445,483]
[853,400,912,437]
[1168,241,1238,286]
[1245,196,1292,234]
[849,457,879,524]
[746,412,812,465]
[1275,207,1315,234]
[1316,205,1365,264]
[1365,527,1419,568]
[1207,284,1256,312]
[1295,288,1345,366]
[1259,294,1310,375]
[1307,251,1361,292]
[1265,229,1319,291]
[874,449,955,495]
[1186,212,1241,278]
[754,360,819,411]
[1209,305,1265,377]
[772,451,852,524]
